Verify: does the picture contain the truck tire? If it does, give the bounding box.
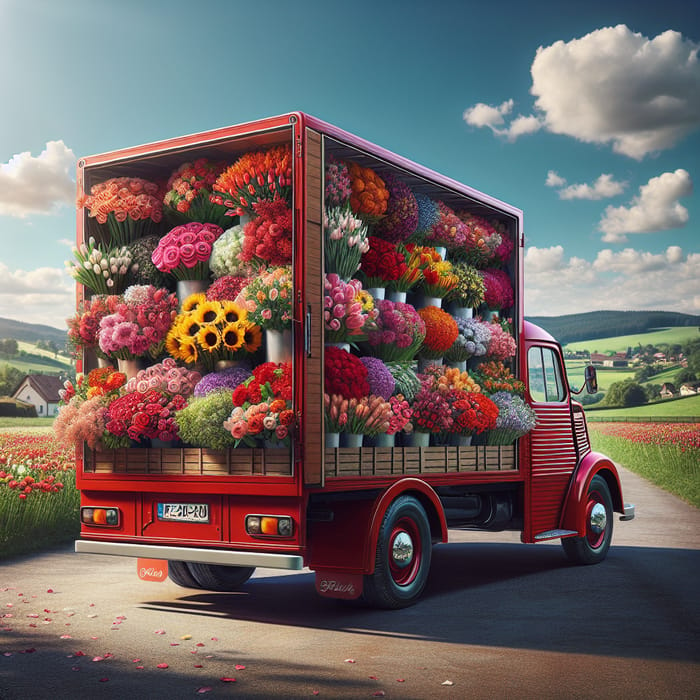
[362,495,432,609]
[562,475,613,565]
[168,561,202,589]
[187,563,256,591]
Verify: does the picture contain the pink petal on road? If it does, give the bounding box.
[157,663,169,669]
[235,664,246,671]
[196,688,212,694]
[92,656,104,662]
[344,658,356,664]
[220,677,236,683]
[60,635,72,640]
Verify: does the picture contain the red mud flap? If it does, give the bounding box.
[137,558,169,582]
[315,571,363,600]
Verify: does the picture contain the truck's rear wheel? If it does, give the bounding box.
[168,561,202,589]
[187,563,256,591]
[362,495,432,609]
[562,475,613,565]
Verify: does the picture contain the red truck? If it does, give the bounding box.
[72,112,634,608]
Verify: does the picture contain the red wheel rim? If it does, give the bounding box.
[388,516,422,586]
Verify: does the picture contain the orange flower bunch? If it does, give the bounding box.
[422,364,481,394]
[417,305,458,358]
[348,162,389,218]
[211,145,293,216]
[81,177,163,225]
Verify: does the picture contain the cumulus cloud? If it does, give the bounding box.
[545,171,567,188]
[464,25,700,159]
[0,262,74,329]
[525,245,700,315]
[553,174,627,201]
[599,169,692,242]
[0,141,76,218]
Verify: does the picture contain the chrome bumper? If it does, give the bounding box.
[620,503,635,521]
[75,540,304,570]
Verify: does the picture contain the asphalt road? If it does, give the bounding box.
[1,466,699,699]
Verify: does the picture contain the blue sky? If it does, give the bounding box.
[0,0,698,329]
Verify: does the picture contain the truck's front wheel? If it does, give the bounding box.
[562,475,613,565]
[362,495,432,609]
[187,563,256,591]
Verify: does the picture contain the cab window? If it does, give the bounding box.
[528,346,566,403]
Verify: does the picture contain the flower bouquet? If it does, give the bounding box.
[420,364,481,394]
[66,294,121,359]
[325,156,352,207]
[105,388,186,447]
[324,206,370,280]
[374,174,418,244]
[98,285,178,361]
[424,201,468,252]
[361,299,426,362]
[123,357,201,398]
[347,161,390,220]
[194,365,252,398]
[456,212,504,267]
[166,294,262,371]
[419,258,458,299]
[444,316,492,363]
[126,235,169,288]
[359,356,395,400]
[324,274,377,343]
[385,362,422,401]
[471,360,525,396]
[359,237,408,290]
[209,224,255,278]
[175,390,237,450]
[387,394,412,435]
[151,221,224,281]
[410,193,440,244]
[211,144,293,217]
[239,199,293,268]
[225,362,295,446]
[65,238,134,295]
[206,274,250,303]
[343,395,393,437]
[324,345,369,400]
[409,384,454,436]
[163,158,229,228]
[480,268,514,311]
[324,393,350,434]
[447,389,499,438]
[417,306,458,359]
[487,391,537,444]
[240,266,293,331]
[491,219,514,263]
[485,320,516,361]
[80,176,163,246]
[444,262,485,310]
[389,245,423,293]
[54,367,127,450]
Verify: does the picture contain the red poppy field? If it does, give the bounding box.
[588,422,700,508]
[0,432,79,559]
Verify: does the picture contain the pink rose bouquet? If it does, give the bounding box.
[240,266,293,331]
[387,394,412,435]
[151,221,224,281]
[485,320,517,361]
[123,358,201,398]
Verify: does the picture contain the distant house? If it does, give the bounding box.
[590,352,628,368]
[680,383,699,397]
[12,374,63,417]
[660,383,676,399]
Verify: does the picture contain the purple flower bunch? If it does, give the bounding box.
[194,365,252,398]
[362,299,426,362]
[151,221,224,280]
[445,317,492,362]
[360,357,396,400]
[98,285,177,360]
[325,156,352,207]
[375,174,419,244]
[125,358,202,398]
[413,193,440,241]
[487,391,537,445]
[324,273,376,343]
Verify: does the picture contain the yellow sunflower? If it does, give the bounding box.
[196,326,222,353]
[181,293,207,313]
[178,316,201,338]
[165,330,183,358]
[178,338,199,364]
[193,300,224,326]
[221,323,245,353]
[221,300,247,325]
[241,321,263,353]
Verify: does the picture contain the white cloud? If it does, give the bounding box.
[525,245,700,316]
[545,171,567,188]
[599,169,692,242]
[0,262,74,329]
[558,174,627,201]
[464,25,700,159]
[0,141,76,218]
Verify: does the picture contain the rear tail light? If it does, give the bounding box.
[81,507,120,527]
[246,514,294,538]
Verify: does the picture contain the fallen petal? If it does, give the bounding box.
[344,658,356,664]
[99,678,108,682]
[154,629,166,635]
[60,635,72,640]
[235,664,246,671]
[396,679,405,682]
[220,677,236,683]
[372,693,386,697]
[92,656,104,662]
[157,663,169,669]
[196,688,212,694]
[442,680,454,686]
[181,634,192,640]
[194,664,204,668]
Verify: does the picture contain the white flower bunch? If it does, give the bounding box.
[66,237,134,294]
[324,205,370,281]
[209,225,255,278]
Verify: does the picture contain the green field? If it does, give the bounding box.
[586,394,700,420]
[564,360,636,392]
[564,327,699,354]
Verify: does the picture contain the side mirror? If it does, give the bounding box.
[584,365,598,394]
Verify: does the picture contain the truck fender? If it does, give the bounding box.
[560,451,625,535]
[364,478,448,574]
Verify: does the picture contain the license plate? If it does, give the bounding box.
[157,503,209,523]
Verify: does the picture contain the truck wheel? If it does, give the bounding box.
[562,475,613,565]
[187,563,256,591]
[168,561,202,589]
[362,495,432,609]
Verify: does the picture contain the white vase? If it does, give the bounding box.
[367,287,385,301]
[445,359,467,372]
[325,432,340,448]
[422,295,443,308]
[117,358,144,380]
[266,328,292,363]
[326,341,350,352]
[434,246,447,259]
[341,433,363,448]
[387,290,407,304]
[448,302,473,319]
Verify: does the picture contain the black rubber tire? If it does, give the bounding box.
[362,495,432,609]
[562,475,614,565]
[187,563,256,591]
[168,561,202,589]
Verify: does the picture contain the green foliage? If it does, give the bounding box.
[0,365,24,396]
[622,383,647,407]
[175,390,237,450]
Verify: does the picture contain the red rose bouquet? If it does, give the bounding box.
[152,221,224,281]
[239,199,293,268]
[448,390,498,437]
[324,346,369,400]
[211,145,293,217]
[163,158,229,227]
[67,294,121,359]
[417,305,458,359]
[409,385,453,435]
[359,237,408,288]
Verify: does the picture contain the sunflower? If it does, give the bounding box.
[181,293,207,313]
[221,300,247,324]
[196,326,222,352]
[241,321,262,353]
[193,300,224,326]
[178,316,201,338]
[221,322,245,353]
[165,330,183,358]
[178,337,199,364]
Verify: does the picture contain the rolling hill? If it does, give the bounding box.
[0,317,67,347]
